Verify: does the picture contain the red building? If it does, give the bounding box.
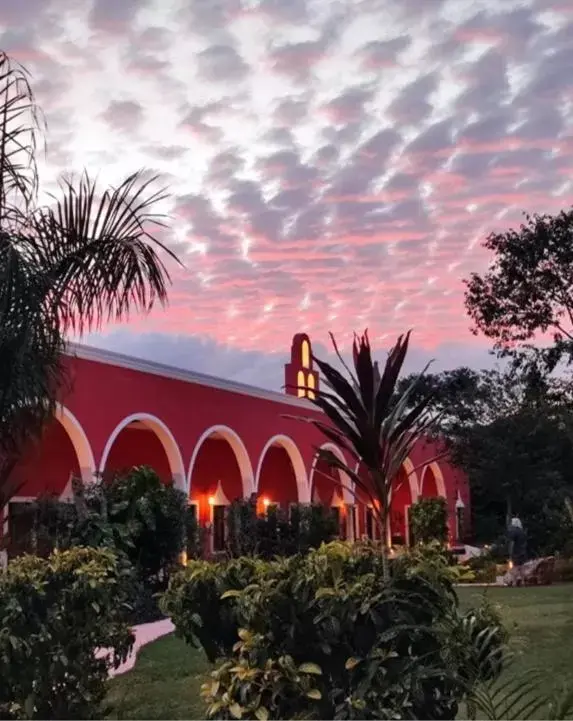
[4,334,469,552]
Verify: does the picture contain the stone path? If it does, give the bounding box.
[96,618,175,678]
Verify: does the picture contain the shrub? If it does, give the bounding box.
[225,498,339,559]
[166,541,505,719]
[409,496,449,545]
[161,555,272,662]
[0,547,134,719]
[399,540,476,584]
[81,465,187,580]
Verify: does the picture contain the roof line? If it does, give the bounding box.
[65,342,314,409]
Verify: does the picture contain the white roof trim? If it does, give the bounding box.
[65,342,314,409]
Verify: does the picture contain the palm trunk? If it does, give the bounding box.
[381,505,390,582]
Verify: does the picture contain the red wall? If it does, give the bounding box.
[11,422,80,497]
[311,457,340,505]
[4,348,471,546]
[390,467,412,541]
[104,427,172,482]
[257,446,298,508]
[190,438,243,523]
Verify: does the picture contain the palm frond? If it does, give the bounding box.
[29,171,179,335]
[0,51,42,223]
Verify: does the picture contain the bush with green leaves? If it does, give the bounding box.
[76,465,187,579]
[398,540,476,584]
[225,497,339,559]
[0,547,134,719]
[409,496,449,545]
[165,541,507,720]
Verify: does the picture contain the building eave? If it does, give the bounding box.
[65,342,316,410]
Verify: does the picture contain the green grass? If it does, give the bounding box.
[457,584,573,693]
[105,633,210,720]
[105,584,573,720]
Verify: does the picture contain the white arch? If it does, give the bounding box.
[186,424,255,498]
[99,413,186,490]
[402,456,420,501]
[309,443,353,505]
[255,434,309,504]
[351,456,419,502]
[420,462,447,499]
[56,404,97,494]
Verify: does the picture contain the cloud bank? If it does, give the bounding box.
[2,0,572,386]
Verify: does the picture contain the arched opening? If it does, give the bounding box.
[99,413,185,489]
[9,406,95,498]
[296,370,305,397]
[256,435,308,509]
[352,461,379,541]
[301,339,310,368]
[390,465,415,546]
[310,444,352,538]
[187,426,254,536]
[5,406,96,556]
[307,374,316,400]
[421,462,446,498]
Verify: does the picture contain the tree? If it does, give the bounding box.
[400,366,573,552]
[290,330,435,580]
[0,51,178,506]
[465,208,573,375]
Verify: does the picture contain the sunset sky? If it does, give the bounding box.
[3,0,573,389]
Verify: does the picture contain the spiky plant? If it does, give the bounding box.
[0,50,180,509]
[290,330,437,579]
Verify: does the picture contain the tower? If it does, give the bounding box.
[284,333,319,399]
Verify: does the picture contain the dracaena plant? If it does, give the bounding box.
[291,330,437,579]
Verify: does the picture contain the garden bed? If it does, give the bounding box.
[105,584,573,720]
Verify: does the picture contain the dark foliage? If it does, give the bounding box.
[165,542,508,720]
[225,495,339,559]
[0,547,134,719]
[289,330,436,578]
[464,208,573,376]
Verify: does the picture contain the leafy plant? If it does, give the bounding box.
[289,330,436,580]
[225,497,339,559]
[169,541,506,720]
[0,547,134,719]
[399,540,476,584]
[409,496,449,545]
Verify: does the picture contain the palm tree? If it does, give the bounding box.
[0,51,179,506]
[290,330,436,579]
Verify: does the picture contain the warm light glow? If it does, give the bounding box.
[301,339,310,368]
[307,373,316,400]
[508,560,514,570]
[263,497,271,507]
[208,496,215,505]
[297,370,305,398]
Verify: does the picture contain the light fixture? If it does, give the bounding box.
[263,498,271,508]
[208,496,215,505]
[455,493,465,510]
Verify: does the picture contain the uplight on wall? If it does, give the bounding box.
[263,497,271,508]
[208,496,215,505]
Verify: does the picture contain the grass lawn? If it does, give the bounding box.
[105,584,573,720]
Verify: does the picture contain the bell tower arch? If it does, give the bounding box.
[284,333,320,399]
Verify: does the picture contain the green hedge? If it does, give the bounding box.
[163,541,507,720]
[0,547,134,719]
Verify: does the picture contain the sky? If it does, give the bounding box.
[2,0,573,390]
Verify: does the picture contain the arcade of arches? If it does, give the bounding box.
[4,410,451,554]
